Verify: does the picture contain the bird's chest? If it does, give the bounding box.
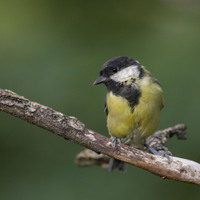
[106,85,162,139]
[106,92,135,138]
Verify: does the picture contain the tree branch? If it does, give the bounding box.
[75,124,187,167]
[0,88,199,185]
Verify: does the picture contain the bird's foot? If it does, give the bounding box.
[111,137,121,148]
[109,137,126,172]
[144,142,172,163]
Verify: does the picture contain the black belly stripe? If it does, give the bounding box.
[106,80,141,112]
[126,89,141,110]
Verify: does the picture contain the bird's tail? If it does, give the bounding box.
[108,158,127,172]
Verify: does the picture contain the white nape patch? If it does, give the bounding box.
[140,76,149,86]
[110,65,139,82]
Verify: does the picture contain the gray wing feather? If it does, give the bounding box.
[104,94,108,116]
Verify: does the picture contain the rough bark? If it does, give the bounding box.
[0,88,199,185]
[76,124,187,168]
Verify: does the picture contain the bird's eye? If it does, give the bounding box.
[112,67,118,73]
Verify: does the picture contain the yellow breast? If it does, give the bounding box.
[106,77,164,143]
[107,92,134,138]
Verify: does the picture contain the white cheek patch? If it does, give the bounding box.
[110,65,140,82]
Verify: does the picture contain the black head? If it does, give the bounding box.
[93,56,142,85]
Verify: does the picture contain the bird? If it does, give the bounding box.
[93,56,166,172]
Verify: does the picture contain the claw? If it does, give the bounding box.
[111,137,121,148]
[109,137,126,172]
[144,142,172,163]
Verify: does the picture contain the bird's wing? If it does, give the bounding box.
[104,94,108,116]
[161,94,164,110]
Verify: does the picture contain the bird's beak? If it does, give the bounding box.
[93,76,107,85]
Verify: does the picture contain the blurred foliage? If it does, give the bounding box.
[0,0,200,199]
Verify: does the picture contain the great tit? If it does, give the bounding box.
[94,56,164,172]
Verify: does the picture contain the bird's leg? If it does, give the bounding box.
[111,137,121,148]
[144,141,172,163]
[109,137,127,172]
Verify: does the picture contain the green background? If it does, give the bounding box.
[0,0,200,199]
